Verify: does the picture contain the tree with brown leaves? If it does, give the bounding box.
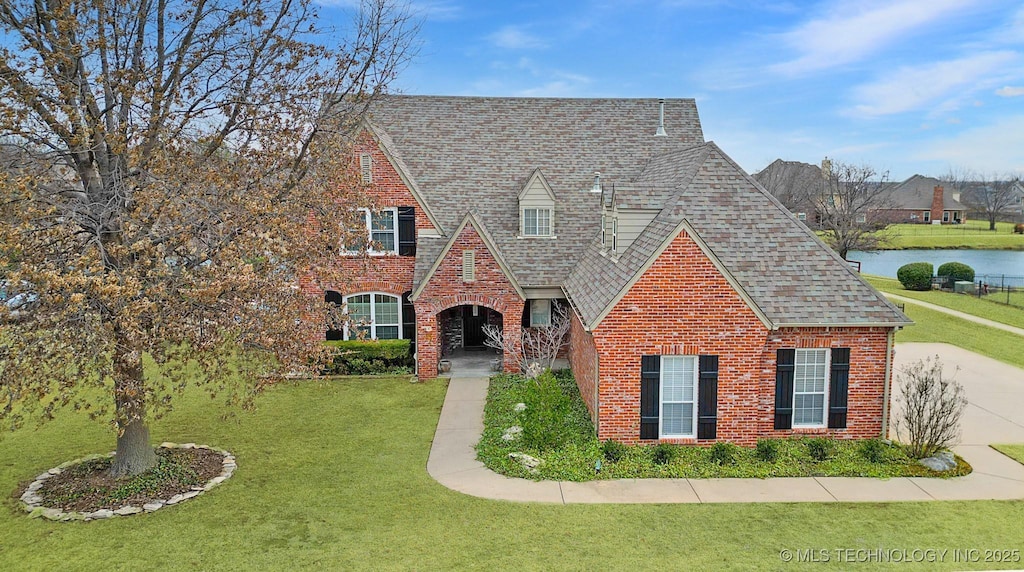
[0,0,417,475]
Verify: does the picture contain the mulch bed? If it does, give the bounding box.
[25,447,225,513]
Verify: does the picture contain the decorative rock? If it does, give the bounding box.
[180,490,202,500]
[513,402,527,412]
[143,502,164,512]
[165,494,185,505]
[87,509,114,520]
[509,452,544,473]
[919,453,957,472]
[35,472,53,481]
[47,467,62,475]
[159,442,178,448]
[114,506,142,516]
[42,508,63,520]
[180,443,197,449]
[501,426,523,441]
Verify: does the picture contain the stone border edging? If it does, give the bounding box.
[20,442,235,522]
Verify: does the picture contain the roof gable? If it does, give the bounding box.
[517,169,557,202]
[409,212,525,302]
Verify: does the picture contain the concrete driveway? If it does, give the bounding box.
[893,343,1024,445]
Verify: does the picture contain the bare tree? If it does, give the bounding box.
[816,160,895,260]
[961,173,1021,231]
[0,0,417,475]
[483,301,571,377]
[894,356,968,459]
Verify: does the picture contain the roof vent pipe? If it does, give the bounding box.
[591,171,602,193]
[655,98,667,137]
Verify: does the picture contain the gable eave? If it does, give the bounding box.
[360,120,446,235]
[516,168,557,202]
[586,217,775,332]
[408,212,526,302]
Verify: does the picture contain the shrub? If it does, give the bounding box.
[519,371,572,452]
[323,339,413,375]
[708,442,736,465]
[601,440,627,463]
[894,355,968,459]
[805,438,833,461]
[650,443,678,465]
[1015,223,1024,234]
[755,439,779,462]
[897,262,934,291]
[937,261,975,285]
[859,439,887,463]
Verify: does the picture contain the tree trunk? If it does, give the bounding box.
[989,217,997,231]
[109,348,157,477]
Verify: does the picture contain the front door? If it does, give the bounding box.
[463,305,485,347]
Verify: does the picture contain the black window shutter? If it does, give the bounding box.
[697,355,719,440]
[401,291,416,351]
[521,302,530,328]
[828,348,850,429]
[398,206,416,256]
[325,291,344,341]
[640,355,660,440]
[774,349,795,430]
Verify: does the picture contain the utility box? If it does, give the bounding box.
[954,281,975,294]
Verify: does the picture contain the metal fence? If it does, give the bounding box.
[975,274,1024,309]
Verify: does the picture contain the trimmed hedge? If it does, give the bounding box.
[937,262,974,285]
[897,262,933,291]
[323,339,413,375]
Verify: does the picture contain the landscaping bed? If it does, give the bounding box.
[19,446,225,514]
[477,370,971,481]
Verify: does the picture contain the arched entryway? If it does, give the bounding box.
[438,304,503,356]
[415,297,525,379]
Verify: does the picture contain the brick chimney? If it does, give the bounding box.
[931,185,944,225]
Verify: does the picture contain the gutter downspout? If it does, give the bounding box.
[881,329,895,439]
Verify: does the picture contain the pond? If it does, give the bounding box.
[849,249,1024,279]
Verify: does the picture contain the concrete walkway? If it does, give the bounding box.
[426,343,1024,504]
[884,292,1024,337]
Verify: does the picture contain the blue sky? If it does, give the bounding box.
[321,1,1024,180]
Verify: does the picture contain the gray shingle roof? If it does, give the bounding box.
[366,96,908,329]
[885,175,965,210]
[565,144,909,328]
[367,96,703,287]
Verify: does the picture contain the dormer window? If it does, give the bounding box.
[523,207,552,236]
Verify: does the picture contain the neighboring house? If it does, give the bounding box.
[751,159,822,225]
[881,175,966,224]
[313,96,910,446]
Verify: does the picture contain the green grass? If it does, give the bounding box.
[992,445,1024,465]
[478,372,969,480]
[3,375,1024,571]
[865,275,1024,330]
[893,304,1024,370]
[881,221,1024,250]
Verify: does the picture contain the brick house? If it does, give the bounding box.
[316,96,911,446]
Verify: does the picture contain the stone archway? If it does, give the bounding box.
[415,296,524,380]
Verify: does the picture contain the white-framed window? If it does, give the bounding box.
[345,207,398,254]
[343,292,401,340]
[943,211,950,223]
[529,299,551,327]
[522,207,552,236]
[793,348,829,427]
[660,356,697,438]
[923,211,931,223]
[796,212,807,221]
[855,214,867,224]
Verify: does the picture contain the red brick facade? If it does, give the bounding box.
[413,219,525,379]
[568,312,599,425]
[584,226,893,445]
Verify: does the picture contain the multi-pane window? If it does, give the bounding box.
[346,208,398,254]
[343,293,400,340]
[660,356,697,437]
[529,299,551,327]
[523,208,552,236]
[793,349,828,427]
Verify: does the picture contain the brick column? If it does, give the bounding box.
[416,308,440,380]
[502,299,525,373]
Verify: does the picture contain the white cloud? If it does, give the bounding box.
[847,51,1019,116]
[916,115,1024,175]
[770,0,978,76]
[487,26,547,50]
[996,86,1024,97]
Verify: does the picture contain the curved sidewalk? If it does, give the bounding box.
[426,344,1024,504]
[884,292,1024,337]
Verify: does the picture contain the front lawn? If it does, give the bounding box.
[477,371,970,481]
[3,375,1024,570]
